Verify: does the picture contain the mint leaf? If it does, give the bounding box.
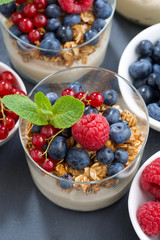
[50,95,85,128]
[37,109,54,118]
[0,0,14,5]
[1,95,48,125]
[34,91,52,111]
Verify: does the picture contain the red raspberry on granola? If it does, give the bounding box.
[58,0,94,13]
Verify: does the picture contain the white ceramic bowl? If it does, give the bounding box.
[0,61,27,146]
[128,151,160,240]
[118,23,160,132]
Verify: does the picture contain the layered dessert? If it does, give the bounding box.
[0,0,115,82]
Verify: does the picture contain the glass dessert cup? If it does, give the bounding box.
[19,66,149,211]
[0,0,116,83]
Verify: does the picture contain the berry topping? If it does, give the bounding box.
[96,146,114,164]
[0,80,12,97]
[67,82,86,93]
[45,18,61,32]
[84,29,99,46]
[40,124,57,138]
[94,0,112,19]
[136,40,153,57]
[103,89,119,106]
[109,122,131,144]
[72,113,110,151]
[0,124,9,140]
[14,90,27,96]
[0,71,15,84]
[40,38,61,57]
[48,136,67,161]
[147,103,160,121]
[11,11,23,25]
[84,105,99,115]
[114,149,129,164]
[58,0,94,14]
[32,124,43,134]
[66,147,90,169]
[137,201,160,236]
[33,13,47,28]
[30,148,45,163]
[88,91,104,107]
[29,29,41,42]
[92,18,106,32]
[62,88,76,97]
[2,116,15,130]
[107,162,124,176]
[59,174,73,189]
[140,157,160,199]
[33,0,47,9]
[32,133,46,148]
[103,107,120,125]
[56,25,73,43]
[46,92,59,105]
[63,14,81,27]
[22,3,37,18]
[19,18,33,33]
[45,4,62,18]
[0,2,16,18]
[75,91,88,105]
[41,157,56,172]
[9,25,22,37]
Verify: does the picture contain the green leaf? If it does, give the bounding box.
[0,0,14,5]
[50,95,85,128]
[37,108,54,118]
[1,95,48,125]
[34,91,52,111]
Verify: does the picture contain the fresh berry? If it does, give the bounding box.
[43,32,56,40]
[11,12,23,25]
[30,148,45,163]
[45,4,62,18]
[63,14,81,27]
[29,29,41,42]
[114,149,129,164]
[153,63,160,74]
[96,146,114,164]
[32,124,43,134]
[32,133,46,148]
[109,122,131,144]
[0,124,9,140]
[40,124,57,138]
[59,128,72,139]
[136,40,153,57]
[72,113,110,151]
[41,157,56,172]
[56,26,73,43]
[0,2,16,18]
[47,0,58,4]
[16,0,27,4]
[19,18,33,33]
[133,78,147,89]
[103,89,119,106]
[152,46,160,63]
[3,116,15,130]
[88,91,104,107]
[46,92,58,105]
[40,37,61,57]
[9,25,22,37]
[59,174,73,189]
[140,157,160,199]
[67,82,86,93]
[107,162,124,176]
[17,35,32,51]
[33,13,47,28]
[58,0,94,14]
[0,80,12,96]
[129,59,152,79]
[137,201,160,236]
[45,18,61,32]
[147,73,159,88]
[92,18,106,32]
[48,136,67,161]
[0,71,15,84]
[75,91,88,105]
[137,85,154,104]
[33,0,47,9]
[5,110,18,120]
[84,105,99,115]
[66,147,90,169]
[62,88,76,97]
[84,29,99,46]
[94,0,112,19]
[14,90,27,96]
[102,107,120,125]
[147,103,160,121]
[22,3,37,18]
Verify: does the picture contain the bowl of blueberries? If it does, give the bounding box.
[118,23,160,132]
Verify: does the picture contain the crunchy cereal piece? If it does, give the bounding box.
[55,164,67,177]
[66,136,75,149]
[74,174,90,192]
[90,162,107,179]
[65,163,84,177]
[72,24,85,43]
[105,139,116,151]
[121,109,137,127]
[80,45,96,55]
[64,41,79,56]
[80,10,96,24]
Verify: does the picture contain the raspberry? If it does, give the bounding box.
[72,113,110,151]
[137,201,160,236]
[140,157,160,199]
[58,0,94,14]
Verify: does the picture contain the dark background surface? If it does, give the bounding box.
[0,11,160,240]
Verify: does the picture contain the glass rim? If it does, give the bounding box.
[19,66,149,185]
[0,0,116,53]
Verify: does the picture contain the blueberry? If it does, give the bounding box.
[63,14,81,27]
[47,0,58,4]
[40,38,61,57]
[155,74,160,90]
[129,59,152,79]
[32,124,43,134]
[114,149,129,164]
[84,29,99,46]
[56,26,73,43]
[138,85,154,104]
[96,146,114,164]
[136,40,153,57]
[41,142,48,151]
[103,107,120,125]
[43,32,55,39]
[46,18,61,32]
[107,162,124,176]
[48,136,67,161]
[147,73,160,88]
[152,46,160,63]
[45,4,62,18]
[0,2,16,18]
[84,105,99,115]
[155,40,160,48]
[103,89,119,106]
[92,18,106,32]
[94,0,112,19]
[133,78,147,89]
[9,25,22,38]
[59,128,72,139]
[46,92,58,105]
[147,103,160,121]
[67,82,86,93]
[153,64,160,74]
[66,147,90,170]
[118,120,128,125]
[109,122,131,144]
[17,35,32,52]
[59,174,73,189]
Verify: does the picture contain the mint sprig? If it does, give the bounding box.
[0,0,14,6]
[1,92,85,128]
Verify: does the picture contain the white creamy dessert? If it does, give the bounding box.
[116,0,160,26]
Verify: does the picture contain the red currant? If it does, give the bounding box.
[3,116,15,130]
[62,88,76,97]
[16,0,27,4]
[11,87,17,94]
[19,18,33,33]
[33,13,47,28]
[0,124,9,140]
[11,12,23,25]
[88,92,104,107]
[0,80,12,96]
[75,92,88,105]
[33,0,47,9]
[22,3,37,18]
[30,148,44,163]
[41,157,56,172]
[0,71,15,84]
[14,89,27,96]
[32,133,46,148]
[5,110,19,120]
[28,29,41,42]
[40,125,57,138]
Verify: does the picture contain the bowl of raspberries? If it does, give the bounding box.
[128,151,160,240]
[0,61,27,146]
[2,66,149,211]
[118,23,160,132]
[0,0,116,83]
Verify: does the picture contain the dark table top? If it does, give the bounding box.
[0,11,160,240]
